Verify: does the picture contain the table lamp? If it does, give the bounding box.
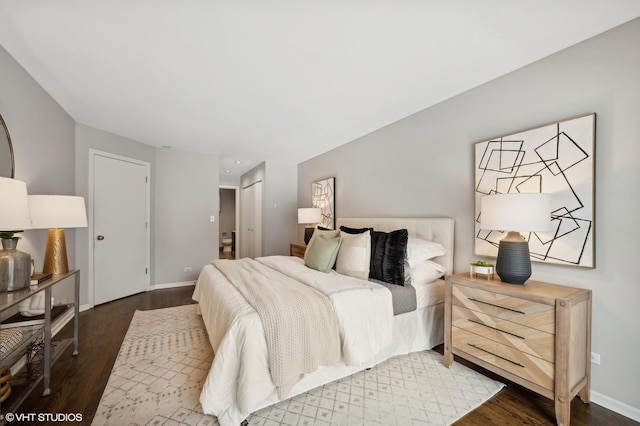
[481,193,551,284]
[298,208,322,244]
[29,195,88,274]
[0,177,33,291]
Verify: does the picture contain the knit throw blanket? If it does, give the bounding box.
[212,259,341,399]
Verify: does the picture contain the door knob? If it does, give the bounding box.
[97,235,105,240]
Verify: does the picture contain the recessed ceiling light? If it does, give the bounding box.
[234,160,243,164]
[224,170,232,173]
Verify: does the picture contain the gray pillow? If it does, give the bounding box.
[304,236,342,273]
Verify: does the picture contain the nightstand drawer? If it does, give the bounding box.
[453,328,554,390]
[452,284,555,334]
[452,305,555,362]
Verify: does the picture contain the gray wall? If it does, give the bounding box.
[241,161,297,256]
[299,18,640,418]
[0,44,76,305]
[263,161,298,256]
[219,174,240,187]
[76,129,219,292]
[2,42,221,305]
[75,124,157,303]
[154,148,219,283]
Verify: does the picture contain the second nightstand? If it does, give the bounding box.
[290,242,306,259]
[444,272,591,426]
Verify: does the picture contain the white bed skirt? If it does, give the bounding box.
[247,302,444,415]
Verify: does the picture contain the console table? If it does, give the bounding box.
[0,270,79,415]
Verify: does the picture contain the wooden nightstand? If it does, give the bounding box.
[290,242,307,259]
[444,273,591,426]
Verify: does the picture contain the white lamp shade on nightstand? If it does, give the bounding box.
[480,193,551,284]
[298,208,322,244]
[481,193,551,233]
[297,208,322,224]
[29,195,88,275]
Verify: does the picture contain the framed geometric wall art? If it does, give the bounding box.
[312,177,335,229]
[474,113,596,268]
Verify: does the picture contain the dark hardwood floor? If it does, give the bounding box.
[12,286,638,425]
[431,344,639,426]
[13,286,196,425]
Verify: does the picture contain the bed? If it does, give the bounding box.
[192,217,454,426]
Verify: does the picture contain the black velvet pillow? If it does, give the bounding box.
[369,229,409,286]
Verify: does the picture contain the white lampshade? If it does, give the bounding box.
[0,177,32,231]
[29,195,88,229]
[298,208,322,225]
[481,193,551,232]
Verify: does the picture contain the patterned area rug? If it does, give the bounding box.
[92,304,504,426]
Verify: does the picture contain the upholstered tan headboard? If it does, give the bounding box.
[336,217,455,275]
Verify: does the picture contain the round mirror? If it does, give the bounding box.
[0,114,15,178]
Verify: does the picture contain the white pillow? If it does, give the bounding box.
[336,230,371,279]
[410,260,446,286]
[406,237,448,268]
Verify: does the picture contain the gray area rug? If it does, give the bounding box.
[92,304,504,425]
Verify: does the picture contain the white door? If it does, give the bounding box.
[241,185,253,258]
[92,152,149,305]
[252,181,262,257]
[240,181,262,258]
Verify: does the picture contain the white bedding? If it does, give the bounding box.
[193,256,394,426]
[416,274,445,309]
[194,217,454,426]
[258,256,393,365]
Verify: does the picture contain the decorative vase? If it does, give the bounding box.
[0,238,32,292]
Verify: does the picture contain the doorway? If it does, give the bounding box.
[89,150,150,306]
[219,185,239,260]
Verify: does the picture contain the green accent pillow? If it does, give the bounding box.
[304,236,342,273]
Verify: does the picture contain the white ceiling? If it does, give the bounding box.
[1,1,639,177]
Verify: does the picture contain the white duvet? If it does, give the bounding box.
[192,256,394,426]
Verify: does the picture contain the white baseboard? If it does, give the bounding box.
[52,308,74,336]
[150,281,196,291]
[591,390,640,422]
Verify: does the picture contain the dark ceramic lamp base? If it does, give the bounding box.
[304,227,315,245]
[495,232,532,285]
